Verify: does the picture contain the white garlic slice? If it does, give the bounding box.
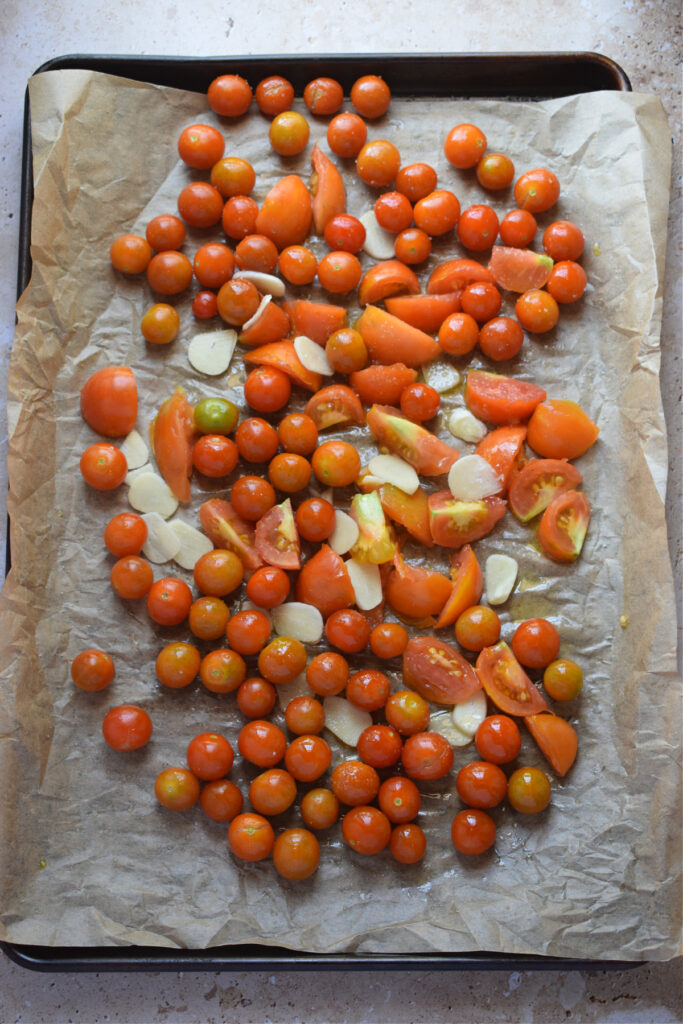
[485,553,518,605]
[323,697,373,747]
[328,510,359,555]
[293,335,334,376]
[367,454,420,495]
[232,271,285,297]
[448,408,488,444]
[128,472,178,518]
[346,558,382,611]
[188,329,237,376]
[452,689,488,737]
[119,429,148,470]
[359,209,396,260]
[271,602,324,643]
[448,454,502,500]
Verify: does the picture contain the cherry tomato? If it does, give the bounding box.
[378,776,421,824]
[80,443,127,490]
[102,705,152,751]
[478,316,524,361]
[71,649,115,692]
[277,412,319,455]
[295,496,335,542]
[438,311,479,356]
[207,74,252,117]
[110,234,152,274]
[451,809,496,855]
[342,805,391,855]
[210,156,256,198]
[356,724,402,768]
[110,555,154,600]
[499,208,538,248]
[146,577,192,626]
[300,788,340,830]
[199,648,246,694]
[326,111,367,159]
[346,669,391,712]
[257,636,307,685]
[155,641,200,689]
[444,123,487,169]
[514,168,560,213]
[146,250,193,295]
[188,596,230,640]
[394,228,431,265]
[192,435,239,477]
[235,417,280,463]
[221,195,259,241]
[331,760,380,806]
[193,548,244,596]
[145,214,186,252]
[369,622,409,659]
[237,676,277,719]
[384,689,430,736]
[249,769,297,816]
[278,245,318,285]
[413,190,460,236]
[399,382,440,422]
[375,191,413,232]
[356,139,401,188]
[177,181,224,229]
[323,214,366,254]
[402,732,454,780]
[456,760,507,809]
[304,77,343,115]
[246,565,290,609]
[515,289,559,333]
[227,609,272,656]
[269,110,310,157]
[238,720,287,768]
[230,476,276,522]
[194,397,239,436]
[193,242,235,289]
[350,75,391,118]
[255,75,294,116]
[155,768,200,811]
[547,261,587,303]
[475,641,548,717]
[141,303,180,345]
[395,162,438,202]
[244,366,292,414]
[543,659,583,701]
[475,715,522,765]
[542,220,585,261]
[325,609,370,654]
[103,512,147,557]
[235,234,278,273]
[268,453,312,494]
[284,734,332,782]
[187,732,234,781]
[306,651,349,697]
[273,828,320,881]
[177,123,224,169]
[228,813,275,862]
[476,152,514,190]
[311,440,361,487]
[80,365,138,438]
[511,618,561,669]
[317,251,362,294]
[200,779,244,822]
[455,605,501,652]
[507,766,551,813]
[284,695,325,735]
[460,281,502,323]
[390,823,426,864]
[457,204,500,251]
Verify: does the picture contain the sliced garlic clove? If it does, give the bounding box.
[232,271,285,297]
[241,293,271,333]
[429,710,472,747]
[276,672,312,709]
[346,558,382,611]
[328,509,359,555]
[128,472,179,518]
[169,519,214,570]
[448,454,502,500]
[323,696,373,747]
[141,512,183,564]
[293,335,334,376]
[485,553,518,605]
[120,429,149,470]
[188,329,238,376]
[422,359,461,394]
[447,407,488,443]
[240,599,272,622]
[359,209,396,260]
[452,689,488,737]
[271,601,324,643]
[125,463,152,486]
[367,454,420,495]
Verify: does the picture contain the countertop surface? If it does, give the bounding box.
[0,1,680,1021]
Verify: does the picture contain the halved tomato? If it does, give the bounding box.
[426,258,493,295]
[243,340,322,392]
[428,492,506,548]
[199,498,264,572]
[538,489,590,562]
[238,299,291,347]
[349,491,397,564]
[474,425,527,495]
[379,483,433,547]
[295,544,355,619]
[310,143,346,236]
[304,385,365,430]
[255,174,312,249]
[349,363,418,406]
[527,399,599,460]
[357,260,420,307]
[525,712,578,777]
[385,292,462,333]
[466,370,546,426]
[403,636,482,706]
[81,366,137,438]
[366,405,459,476]
[355,305,440,368]
[150,387,194,502]
[255,498,301,569]
[434,545,483,629]
[508,458,583,522]
[488,246,553,292]
[281,299,347,345]
[385,553,451,620]
[475,641,548,716]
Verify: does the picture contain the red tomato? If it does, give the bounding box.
[154,768,200,811]
[378,776,421,823]
[366,405,459,476]
[211,156,256,198]
[456,761,507,809]
[318,251,362,294]
[356,304,439,368]
[428,492,507,548]
[238,720,287,768]
[475,715,522,765]
[385,553,451,620]
[402,636,482,705]
[349,363,417,406]
[186,732,234,781]
[234,417,280,463]
[507,766,551,814]
[192,435,239,478]
[177,181,224,229]
[499,209,537,248]
[385,690,430,736]
[110,234,152,274]
[300,788,340,830]
[306,651,349,697]
[229,472,277,521]
[325,609,371,655]
[237,677,277,719]
[193,242,235,289]
[389,823,426,864]
[476,152,514,190]
[515,289,559,333]
[324,214,366,253]
[150,388,194,501]
[195,514,256,581]
[331,760,380,806]
[357,724,402,768]
[525,713,578,777]
[402,731,454,780]
[385,292,462,333]
[457,205,500,251]
[310,143,346,236]
[378,483,433,547]
[285,735,332,783]
[249,769,297,816]
[146,577,193,627]
[358,260,420,307]
[245,565,290,609]
[475,641,549,716]
[228,813,275,862]
[102,705,152,751]
[542,220,585,261]
[295,497,335,543]
[474,425,527,495]
[514,168,560,213]
[281,299,347,346]
[200,779,244,822]
[342,806,391,855]
[527,400,599,460]
[273,828,320,881]
[444,123,487,168]
[395,162,438,202]
[427,257,493,295]
[311,440,361,487]
[538,490,591,563]
[255,499,301,570]
[374,191,413,232]
[155,641,200,688]
[327,112,368,158]
[295,544,355,619]
[257,637,307,685]
[80,443,127,491]
[455,605,501,652]
[177,123,225,169]
[255,174,313,250]
[547,261,587,303]
[369,622,409,659]
[80,366,138,438]
[145,214,186,252]
[71,649,115,692]
[277,413,319,456]
[207,75,253,117]
[399,383,440,422]
[508,458,583,522]
[244,366,292,414]
[465,370,546,426]
[350,75,391,119]
[269,110,310,157]
[356,139,401,188]
[304,384,365,430]
[243,341,322,393]
[434,544,483,629]
[278,245,318,285]
[413,190,460,236]
[110,555,154,600]
[451,809,496,855]
[255,76,294,116]
[226,609,272,656]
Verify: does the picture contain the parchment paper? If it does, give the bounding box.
[0,68,679,961]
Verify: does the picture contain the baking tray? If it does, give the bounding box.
[3,51,636,974]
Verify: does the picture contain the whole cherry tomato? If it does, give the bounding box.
[71,649,115,692]
[154,768,200,811]
[102,705,152,751]
[80,443,127,491]
[146,577,193,626]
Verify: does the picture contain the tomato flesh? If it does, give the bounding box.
[255,174,313,249]
[379,483,433,547]
[385,292,462,333]
[508,458,583,522]
[428,491,506,548]
[434,545,483,628]
[538,489,590,562]
[295,544,355,619]
[310,143,346,235]
[525,712,578,777]
[243,340,323,393]
[466,370,546,426]
[255,498,301,570]
[199,498,264,572]
[475,641,548,716]
[474,425,527,495]
[358,260,420,307]
[349,364,417,406]
[366,405,459,476]
[304,385,365,430]
[150,387,195,502]
[355,305,440,368]
[403,636,482,705]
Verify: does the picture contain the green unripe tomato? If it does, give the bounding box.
[194,397,238,436]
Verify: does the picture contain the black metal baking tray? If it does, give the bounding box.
[4,51,636,974]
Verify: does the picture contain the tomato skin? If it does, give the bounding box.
[465,370,546,426]
[310,143,346,236]
[356,724,402,768]
[428,492,507,549]
[285,735,332,782]
[378,484,433,548]
[71,649,115,692]
[475,641,549,717]
[295,544,355,619]
[402,731,454,780]
[228,813,275,862]
[356,305,440,368]
[80,443,127,491]
[146,577,193,627]
[102,705,152,751]
[269,110,310,157]
[249,769,297,816]
[511,618,561,669]
[508,458,583,522]
[358,260,420,307]
[386,554,452,620]
[304,385,365,431]
[238,720,287,769]
[350,75,391,119]
[507,766,551,814]
[451,809,496,855]
[456,761,507,809]
[455,605,501,652]
[402,635,482,706]
[525,713,578,777]
[366,405,459,476]
[200,779,244,823]
[255,499,301,570]
[434,544,483,629]
[475,715,521,765]
[301,788,340,830]
[156,641,200,689]
[543,659,583,701]
[390,823,427,864]
[257,636,307,685]
[538,489,591,563]
[186,732,234,781]
[110,555,154,600]
[81,366,137,438]
[514,168,560,213]
[527,399,599,460]
[342,806,391,855]
[110,234,152,274]
[273,828,320,881]
[312,440,361,487]
[413,189,460,236]
[207,75,252,117]
[150,388,195,502]
[255,174,313,250]
[474,425,527,496]
[478,316,523,360]
[177,123,225,169]
[325,609,371,655]
[444,123,487,168]
[200,498,264,573]
[378,776,421,823]
[155,768,200,811]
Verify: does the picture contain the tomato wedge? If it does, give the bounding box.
[403,636,482,706]
[379,483,433,547]
[366,405,459,476]
[508,458,583,522]
[200,498,264,573]
[428,492,506,548]
[385,292,462,333]
[243,340,322,392]
[525,713,578,777]
[434,545,483,629]
[349,363,418,406]
[527,399,599,460]
[426,258,493,295]
[385,553,451,620]
[474,425,527,495]
[150,387,194,502]
[488,246,553,292]
[255,174,312,249]
[255,498,301,570]
[238,299,290,347]
[304,384,365,430]
[355,305,440,368]
[466,369,546,426]
[295,544,355,619]
[538,489,590,562]
[281,300,347,345]
[349,491,397,564]
[81,366,137,438]
[357,260,420,307]
[310,143,346,236]
[475,641,548,716]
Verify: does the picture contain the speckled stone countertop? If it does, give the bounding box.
[0,1,680,1021]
